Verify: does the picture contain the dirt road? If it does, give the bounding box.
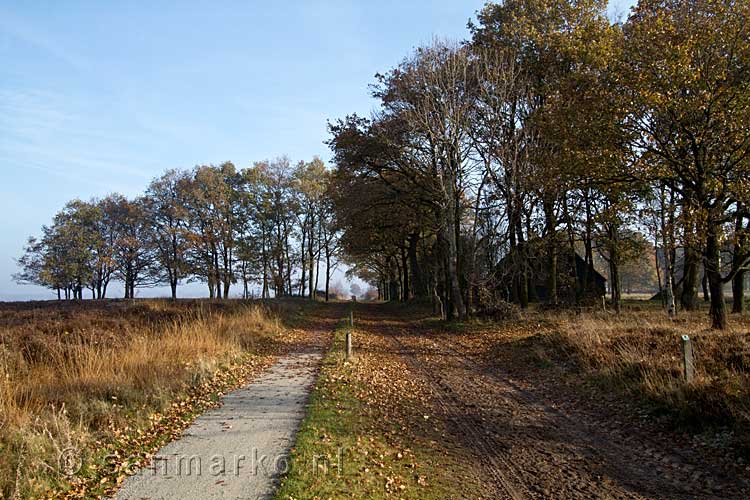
[354,303,747,500]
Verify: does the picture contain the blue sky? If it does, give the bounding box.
[0,1,636,301]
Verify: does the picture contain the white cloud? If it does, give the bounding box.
[0,7,90,71]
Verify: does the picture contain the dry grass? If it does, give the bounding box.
[0,299,290,499]
[541,304,750,436]
[439,299,750,455]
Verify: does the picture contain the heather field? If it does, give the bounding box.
[0,299,308,499]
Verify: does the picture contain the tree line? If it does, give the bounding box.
[13,0,749,330]
[327,0,750,329]
[15,158,342,301]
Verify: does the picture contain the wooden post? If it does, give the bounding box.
[602,296,606,311]
[681,335,694,382]
[349,310,354,327]
[345,332,353,360]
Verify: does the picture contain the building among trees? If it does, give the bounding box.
[496,248,607,305]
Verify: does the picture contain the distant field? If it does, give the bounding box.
[621,292,657,301]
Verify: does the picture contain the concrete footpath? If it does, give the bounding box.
[110,352,321,500]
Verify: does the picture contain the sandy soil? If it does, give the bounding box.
[354,303,748,500]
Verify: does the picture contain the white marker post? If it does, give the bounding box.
[345,332,353,360]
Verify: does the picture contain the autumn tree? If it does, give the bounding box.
[293,157,328,299]
[471,0,622,308]
[103,195,160,298]
[182,163,241,298]
[15,200,102,299]
[327,118,434,304]
[332,41,480,318]
[143,169,191,299]
[621,0,750,328]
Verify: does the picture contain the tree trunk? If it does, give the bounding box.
[213,246,222,299]
[285,231,293,295]
[300,222,307,297]
[609,258,621,314]
[681,245,700,311]
[660,185,676,318]
[433,279,444,320]
[445,190,466,319]
[261,230,268,299]
[515,205,529,309]
[309,217,316,300]
[407,233,424,298]
[583,189,595,296]
[389,278,399,303]
[517,245,529,309]
[442,223,465,319]
[666,188,678,298]
[325,267,330,302]
[400,246,409,302]
[223,247,231,298]
[732,210,747,314]
[508,221,519,305]
[545,200,558,305]
[732,272,745,314]
[314,255,320,298]
[705,222,727,329]
[654,243,664,306]
[242,261,249,299]
[665,273,676,318]
[324,238,331,302]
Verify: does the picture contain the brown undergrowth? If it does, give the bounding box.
[443,301,750,453]
[0,298,306,499]
[549,307,750,430]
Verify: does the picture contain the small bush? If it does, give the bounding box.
[476,287,521,320]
